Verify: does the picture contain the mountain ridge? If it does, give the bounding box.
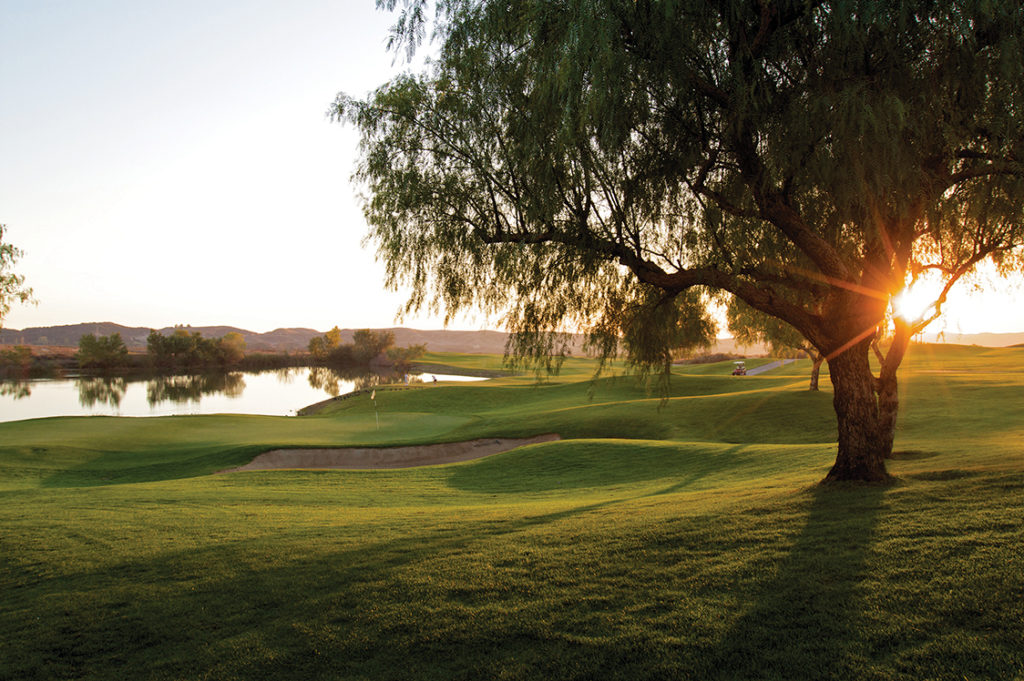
[3,323,1023,355]
[0,322,517,354]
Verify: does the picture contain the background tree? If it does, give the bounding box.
[0,225,34,327]
[218,332,247,366]
[77,333,129,371]
[148,329,204,369]
[309,326,344,361]
[340,0,1024,483]
[324,326,344,350]
[352,329,395,364]
[147,328,243,369]
[727,298,825,391]
[386,343,427,371]
[0,345,33,381]
[308,327,402,365]
[308,336,327,361]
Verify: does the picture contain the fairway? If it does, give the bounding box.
[2,346,1023,680]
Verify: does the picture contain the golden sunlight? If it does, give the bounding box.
[890,266,1024,335]
[892,278,944,324]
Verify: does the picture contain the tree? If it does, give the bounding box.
[308,336,327,360]
[0,345,32,380]
[0,225,34,327]
[324,326,344,350]
[147,328,241,368]
[77,333,129,370]
[309,326,344,361]
[386,343,427,370]
[308,327,399,365]
[218,332,247,365]
[727,298,825,391]
[148,329,200,368]
[352,329,395,364]
[338,0,1024,482]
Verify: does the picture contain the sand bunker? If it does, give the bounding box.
[218,434,560,473]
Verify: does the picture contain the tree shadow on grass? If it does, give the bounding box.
[6,477,894,681]
[3,497,643,681]
[701,483,887,681]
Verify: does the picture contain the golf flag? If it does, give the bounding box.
[370,390,376,401]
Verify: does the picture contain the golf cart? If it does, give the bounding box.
[732,361,747,376]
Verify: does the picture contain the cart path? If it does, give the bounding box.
[217,434,561,472]
[746,358,796,376]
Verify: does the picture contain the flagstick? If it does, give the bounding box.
[371,389,379,430]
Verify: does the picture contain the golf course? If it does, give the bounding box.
[2,344,1022,679]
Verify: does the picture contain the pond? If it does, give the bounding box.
[0,367,487,423]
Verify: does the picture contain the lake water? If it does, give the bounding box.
[0,368,487,423]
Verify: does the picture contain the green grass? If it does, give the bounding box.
[2,344,1023,679]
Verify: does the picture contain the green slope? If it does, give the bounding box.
[1,345,1022,680]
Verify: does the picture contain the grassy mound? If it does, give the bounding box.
[1,345,1023,679]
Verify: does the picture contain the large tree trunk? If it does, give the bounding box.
[823,343,891,483]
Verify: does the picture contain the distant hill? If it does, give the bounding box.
[0,323,302,352]
[0,322,517,354]
[1,323,156,350]
[4,322,1021,356]
[918,331,1024,347]
[0,323,313,352]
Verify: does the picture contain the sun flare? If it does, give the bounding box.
[892,279,943,324]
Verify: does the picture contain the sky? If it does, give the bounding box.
[1,1,1022,337]
[1,0,469,333]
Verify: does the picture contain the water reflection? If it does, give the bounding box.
[2,367,488,423]
[64,368,419,411]
[77,376,126,409]
[0,380,31,400]
[307,367,384,397]
[145,372,246,406]
[307,367,340,396]
[274,367,298,384]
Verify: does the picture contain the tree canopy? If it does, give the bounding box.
[146,329,247,369]
[0,225,34,327]
[308,327,398,365]
[77,333,130,371]
[340,0,1024,482]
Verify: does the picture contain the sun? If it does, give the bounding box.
[892,278,944,324]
